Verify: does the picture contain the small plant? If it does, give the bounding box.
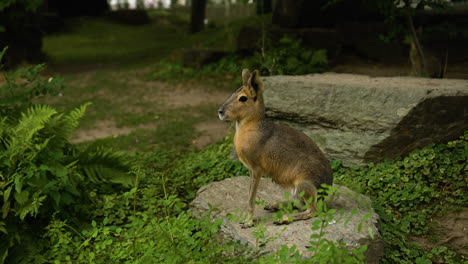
[223,184,375,263]
[0,47,64,117]
[252,36,328,76]
[152,61,198,81]
[152,36,328,82]
[265,185,371,263]
[307,189,370,264]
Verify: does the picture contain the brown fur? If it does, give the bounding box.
[218,69,333,227]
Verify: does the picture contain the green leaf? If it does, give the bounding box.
[3,186,12,203]
[1,200,10,219]
[0,221,7,234]
[14,189,29,205]
[14,174,23,193]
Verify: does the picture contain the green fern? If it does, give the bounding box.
[72,146,133,187]
[41,102,91,153]
[0,53,132,263]
[0,105,57,199]
[1,102,132,219]
[9,104,57,153]
[0,117,7,151]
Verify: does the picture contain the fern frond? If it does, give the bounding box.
[42,103,91,151]
[6,105,57,155]
[0,117,8,152]
[17,192,46,220]
[14,105,56,142]
[60,103,91,142]
[72,147,133,187]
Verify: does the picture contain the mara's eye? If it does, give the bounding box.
[239,96,248,102]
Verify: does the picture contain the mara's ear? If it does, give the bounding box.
[247,70,263,98]
[242,69,251,86]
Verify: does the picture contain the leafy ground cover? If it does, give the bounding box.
[334,134,467,263]
[1,11,466,263]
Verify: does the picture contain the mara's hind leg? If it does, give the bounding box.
[274,182,318,225]
[264,201,297,212]
[264,187,301,212]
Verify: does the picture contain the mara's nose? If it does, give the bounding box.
[218,108,224,115]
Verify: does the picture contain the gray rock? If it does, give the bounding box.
[263,73,468,166]
[190,176,383,263]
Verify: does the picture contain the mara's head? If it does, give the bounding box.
[218,69,264,122]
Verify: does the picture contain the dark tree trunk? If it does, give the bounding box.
[190,0,206,33]
[407,13,427,76]
[256,0,272,15]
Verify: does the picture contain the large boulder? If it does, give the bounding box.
[190,176,383,263]
[262,73,468,167]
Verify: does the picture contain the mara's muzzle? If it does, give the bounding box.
[218,106,226,121]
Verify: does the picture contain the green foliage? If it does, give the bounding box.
[152,55,245,83]
[252,36,328,76]
[307,196,369,264]
[271,186,369,263]
[152,134,248,201]
[227,185,373,263]
[0,52,131,263]
[333,132,467,263]
[6,116,464,263]
[42,169,249,264]
[0,103,132,262]
[152,36,328,81]
[44,210,231,263]
[152,61,198,80]
[131,131,466,263]
[0,48,64,117]
[0,0,42,12]
[44,164,377,264]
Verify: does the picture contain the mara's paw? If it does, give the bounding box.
[240,220,255,229]
[264,203,279,212]
[273,215,292,225]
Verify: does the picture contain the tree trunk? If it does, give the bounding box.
[256,0,272,15]
[407,13,427,76]
[190,0,206,33]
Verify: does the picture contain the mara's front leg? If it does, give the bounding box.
[242,169,261,228]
